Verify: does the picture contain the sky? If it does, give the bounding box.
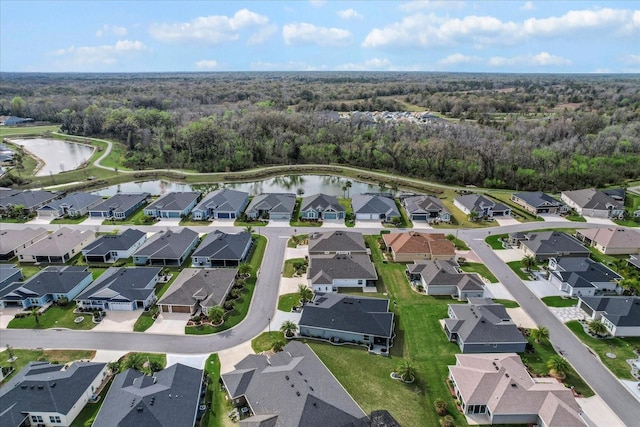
[1,0,639,73]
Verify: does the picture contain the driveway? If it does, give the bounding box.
[584,217,616,225]
[495,217,520,226]
[539,214,570,222]
[549,306,586,323]
[266,311,301,333]
[219,341,254,374]
[81,217,105,226]
[0,307,22,329]
[482,282,515,300]
[285,245,308,260]
[146,312,189,335]
[355,220,383,228]
[522,279,567,298]
[266,219,290,228]
[153,218,181,226]
[92,311,140,332]
[92,350,127,363]
[494,248,526,262]
[576,395,625,427]
[322,220,347,228]
[280,274,307,295]
[506,307,536,328]
[27,217,54,224]
[166,353,209,369]
[209,219,235,227]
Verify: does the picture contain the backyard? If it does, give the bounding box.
[458,262,499,283]
[0,348,95,383]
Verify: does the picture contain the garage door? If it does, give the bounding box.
[324,212,337,220]
[170,305,191,313]
[356,213,375,220]
[218,212,230,219]
[412,214,427,221]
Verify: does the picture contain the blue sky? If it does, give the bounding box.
[1,1,639,73]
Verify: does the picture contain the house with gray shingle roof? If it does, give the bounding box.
[0,264,22,292]
[402,195,451,223]
[244,193,296,220]
[575,227,640,255]
[89,193,150,220]
[299,193,346,221]
[16,227,95,264]
[221,341,366,427]
[133,229,199,266]
[191,188,249,221]
[93,363,204,427]
[191,230,252,267]
[143,191,201,219]
[510,191,567,215]
[561,188,625,219]
[578,296,640,337]
[75,267,161,311]
[515,231,590,261]
[444,298,527,353]
[548,257,621,297]
[307,231,367,255]
[352,193,400,222]
[0,190,57,214]
[307,253,377,293]
[82,229,148,263]
[36,192,103,219]
[299,293,394,351]
[407,260,485,300]
[453,194,511,218]
[0,361,108,427]
[0,227,48,261]
[158,268,237,314]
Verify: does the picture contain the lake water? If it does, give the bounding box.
[11,138,94,177]
[91,175,388,197]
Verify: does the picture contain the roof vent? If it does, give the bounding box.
[137,406,143,412]
[505,374,509,378]
[291,384,294,388]
[511,383,517,388]
[20,384,27,389]
[285,375,289,381]
[309,386,314,391]
[38,385,44,390]
[298,371,303,376]
[50,382,56,388]
[296,391,301,397]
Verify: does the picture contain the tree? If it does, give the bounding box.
[522,255,537,272]
[342,185,347,198]
[434,398,448,416]
[238,263,252,277]
[148,360,163,373]
[244,225,253,235]
[272,339,286,352]
[208,305,225,325]
[10,96,25,116]
[345,180,352,198]
[124,353,144,371]
[31,307,40,327]
[547,355,570,379]
[107,361,121,374]
[530,326,549,343]
[588,320,608,337]
[396,360,415,382]
[298,284,313,304]
[468,210,480,222]
[297,187,305,196]
[280,320,298,338]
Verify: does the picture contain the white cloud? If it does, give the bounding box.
[488,52,571,67]
[149,9,270,44]
[620,54,640,65]
[195,59,218,69]
[520,2,535,11]
[283,23,353,47]
[438,53,482,65]
[96,24,127,37]
[309,0,326,7]
[247,24,278,45]
[337,9,363,20]
[51,40,148,66]
[400,1,465,12]
[522,8,635,37]
[339,58,391,71]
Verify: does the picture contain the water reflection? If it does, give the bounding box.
[12,138,94,176]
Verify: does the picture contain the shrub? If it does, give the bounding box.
[440,415,455,427]
[434,398,448,416]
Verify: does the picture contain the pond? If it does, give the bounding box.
[91,175,392,197]
[10,138,94,177]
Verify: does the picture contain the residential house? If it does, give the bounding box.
[448,353,586,426]
[133,228,199,266]
[88,192,150,220]
[299,293,394,351]
[444,298,527,353]
[453,194,511,218]
[548,257,621,297]
[510,191,566,215]
[244,193,296,220]
[603,188,626,202]
[299,193,346,220]
[75,267,161,311]
[191,188,249,221]
[402,195,451,223]
[578,296,640,337]
[191,230,252,267]
[352,193,400,221]
[407,260,485,300]
[0,227,48,260]
[82,229,148,263]
[561,188,625,218]
[93,364,204,427]
[308,253,377,293]
[157,268,237,314]
[629,255,640,270]
[0,190,57,215]
[16,227,95,263]
[0,116,34,126]
[221,341,366,427]
[0,264,22,289]
[511,231,590,261]
[0,266,93,309]
[575,227,640,255]
[382,231,455,262]
[143,191,201,219]
[0,361,108,427]
[36,192,102,219]
[307,230,367,255]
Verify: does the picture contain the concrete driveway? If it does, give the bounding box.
[266,311,302,334]
[93,311,140,332]
[153,218,180,226]
[495,217,520,226]
[584,217,616,225]
[166,353,209,369]
[219,341,254,374]
[494,248,526,262]
[0,307,22,329]
[81,217,105,226]
[27,217,54,224]
[285,245,308,260]
[539,214,570,222]
[266,219,290,228]
[355,220,383,228]
[322,220,347,228]
[209,219,235,227]
[146,312,189,335]
[522,279,567,298]
[279,274,307,295]
[549,306,587,323]
[506,307,536,328]
[577,394,625,427]
[483,282,515,300]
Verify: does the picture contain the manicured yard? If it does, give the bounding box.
[201,354,229,427]
[51,214,89,224]
[338,198,354,227]
[459,262,499,283]
[19,265,43,279]
[251,332,285,353]
[102,205,154,225]
[133,310,156,332]
[566,214,587,222]
[542,296,578,307]
[282,257,306,278]
[287,234,308,248]
[449,236,470,251]
[8,304,96,330]
[485,233,508,250]
[489,193,543,222]
[0,125,60,137]
[277,293,300,312]
[507,260,534,280]
[493,299,520,308]
[0,348,95,383]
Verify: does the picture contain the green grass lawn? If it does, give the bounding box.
[282,258,306,278]
[102,205,154,225]
[459,262,499,283]
[0,125,60,137]
[493,299,520,308]
[201,354,230,427]
[507,260,534,280]
[234,219,268,227]
[70,379,113,427]
[251,332,285,353]
[0,348,95,383]
[287,234,308,248]
[566,214,587,222]
[278,293,300,312]
[566,320,640,380]
[485,233,508,250]
[541,296,578,307]
[133,311,156,332]
[489,193,543,222]
[179,218,211,226]
[8,304,96,330]
[339,198,355,227]
[586,246,627,267]
[51,215,89,224]
[449,236,470,251]
[19,265,43,279]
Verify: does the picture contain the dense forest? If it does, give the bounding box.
[1,72,639,191]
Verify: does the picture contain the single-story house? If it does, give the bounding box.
[0,361,108,427]
[221,341,366,427]
[449,353,587,426]
[0,264,22,289]
[82,229,148,263]
[382,231,455,262]
[629,255,640,270]
[351,193,400,222]
[561,188,625,219]
[0,227,48,260]
[575,227,640,255]
[299,193,346,220]
[603,188,626,202]
[512,231,590,261]
[0,190,57,215]
[407,260,485,300]
[36,192,103,219]
[548,257,622,297]
[88,192,150,220]
[578,296,640,337]
[0,116,34,126]
[133,228,199,266]
[191,188,249,221]
[307,253,377,293]
[157,268,237,314]
[244,193,296,220]
[16,227,95,264]
[93,364,204,427]
[191,230,252,267]
[143,191,201,219]
[510,191,567,215]
[75,267,161,311]
[307,230,367,255]
[402,195,452,223]
[0,266,93,309]
[444,298,527,353]
[453,194,511,218]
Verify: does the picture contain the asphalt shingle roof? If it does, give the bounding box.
[91,193,150,214]
[192,230,251,261]
[300,193,345,214]
[0,227,48,255]
[446,299,527,345]
[520,231,590,257]
[246,193,296,216]
[562,188,624,211]
[40,192,102,212]
[454,194,510,213]
[402,195,450,215]
[351,193,399,217]
[193,188,249,214]
[82,229,146,256]
[579,296,640,327]
[145,191,200,212]
[134,229,198,260]
[512,192,563,209]
[17,227,94,258]
[308,231,367,254]
[76,267,161,303]
[0,266,91,302]
[0,190,57,210]
[157,268,237,308]
[308,254,377,285]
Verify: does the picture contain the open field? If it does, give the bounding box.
[0,125,60,137]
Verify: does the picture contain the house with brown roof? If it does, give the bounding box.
[448,353,587,426]
[382,231,455,262]
[575,227,640,255]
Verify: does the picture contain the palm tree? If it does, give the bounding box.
[148,360,163,373]
[530,326,549,343]
[522,255,537,272]
[238,263,252,278]
[547,355,570,379]
[396,361,415,382]
[345,180,352,198]
[468,210,480,222]
[298,284,313,304]
[434,398,448,416]
[280,320,298,338]
[588,320,608,337]
[208,305,225,325]
[297,187,305,196]
[124,353,144,371]
[342,185,347,198]
[31,307,40,327]
[107,361,121,374]
[272,339,286,352]
[244,225,253,235]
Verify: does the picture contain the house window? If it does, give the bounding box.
[358,280,364,285]
[50,415,61,423]
[32,415,43,423]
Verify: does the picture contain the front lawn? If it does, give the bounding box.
[0,349,95,383]
[566,214,587,222]
[133,311,156,332]
[458,262,498,283]
[278,293,300,312]
[493,299,520,308]
[51,215,88,224]
[251,332,284,353]
[8,304,95,330]
[449,236,470,251]
[541,296,578,307]
[485,233,508,250]
[102,205,154,225]
[338,198,354,227]
[282,258,307,278]
[507,260,534,280]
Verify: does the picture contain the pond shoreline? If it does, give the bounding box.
[7,137,95,177]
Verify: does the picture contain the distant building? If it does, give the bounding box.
[561,188,624,219]
[510,191,567,215]
[0,116,34,126]
[88,193,150,220]
[244,193,296,220]
[548,257,621,297]
[0,190,57,215]
[578,296,640,337]
[511,231,590,261]
[143,191,201,219]
[575,227,640,255]
[36,192,102,219]
[453,194,511,218]
[0,227,48,261]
